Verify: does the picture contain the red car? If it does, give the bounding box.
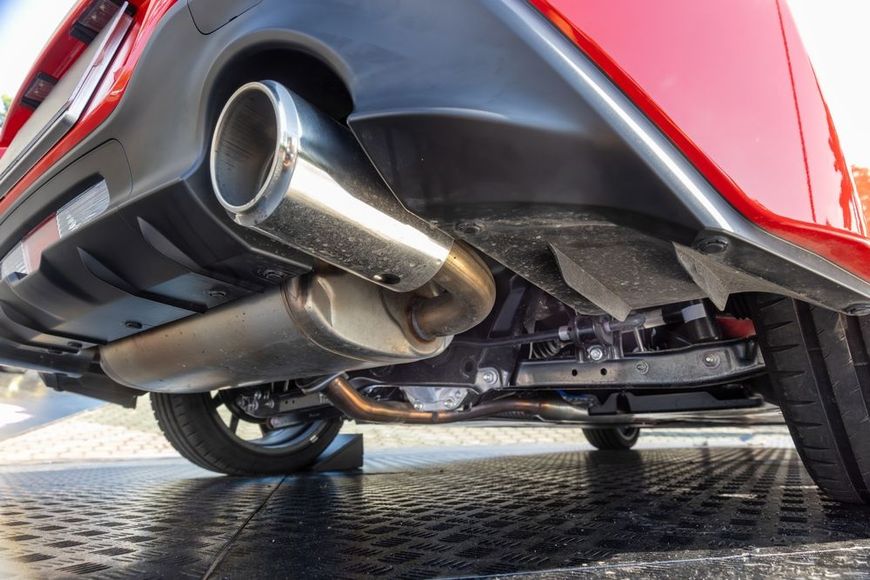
[1,0,869,504]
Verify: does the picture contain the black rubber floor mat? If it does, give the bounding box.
[1,448,869,578]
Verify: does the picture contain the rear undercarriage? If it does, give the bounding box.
[3,0,870,503]
[51,80,778,433]
[26,78,785,473]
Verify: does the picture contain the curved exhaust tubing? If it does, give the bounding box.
[210,80,495,340]
[100,81,494,392]
[323,375,591,424]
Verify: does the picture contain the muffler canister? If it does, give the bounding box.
[100,270,449,392]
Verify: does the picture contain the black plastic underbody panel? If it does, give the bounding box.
[0,143,311,350]
[1,447,870,578]
[1,0,868,372]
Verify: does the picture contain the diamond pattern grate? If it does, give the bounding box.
[0,448,868,578]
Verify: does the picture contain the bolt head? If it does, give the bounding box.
[703,352,721,368]
[124,320,143,330]
[588,345,605,362]
[481,370,498,385]
[635,360,650,375]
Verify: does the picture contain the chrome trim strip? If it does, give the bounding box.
[0,3,131,198]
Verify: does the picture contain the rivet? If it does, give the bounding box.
[695,236,729,255]
[455,222,483,236]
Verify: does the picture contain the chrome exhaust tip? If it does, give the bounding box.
[210,80,454,293]
[210,81,298,226]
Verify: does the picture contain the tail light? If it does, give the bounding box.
[73,0,126,42]
[0,179,109,280]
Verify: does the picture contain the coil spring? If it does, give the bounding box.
[531,340,564,359]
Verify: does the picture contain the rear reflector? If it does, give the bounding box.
[73,0,123,42]
[0,245,26,281]
[0,179,110,281]
[21,73,58,108]
[22,218,61,275]
[57,179,110,236]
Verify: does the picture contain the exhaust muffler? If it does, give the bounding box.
[100,81,495,392]
[100,270,450,393]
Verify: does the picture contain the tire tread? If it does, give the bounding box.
[150,392,341,476]
[583,427,639,450]
[751,295,870,503]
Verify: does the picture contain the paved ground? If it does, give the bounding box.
[0,372,794,466]
[1,447,866,579]
[7,374,864,580]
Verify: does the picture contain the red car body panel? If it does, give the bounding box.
[531,0,870,280]
[0,0,178,214]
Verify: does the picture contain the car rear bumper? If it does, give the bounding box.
[0,0,869,374]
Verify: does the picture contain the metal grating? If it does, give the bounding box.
[0,448,869,578]
[0,462,280,578]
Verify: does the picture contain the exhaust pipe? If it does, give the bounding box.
[210,80,452,293]
[323,375,590,423]
[209,80,495,340]
[100,81,495,392]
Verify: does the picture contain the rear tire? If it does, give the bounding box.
[151,392,342,476]
[751,294,870,504]
[583,427,640,450]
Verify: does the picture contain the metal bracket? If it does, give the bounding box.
[514,339,763,389]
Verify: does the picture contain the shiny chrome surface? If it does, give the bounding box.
[0,4,132,197]
[210,80,453,293]
[324,375,591,424]
[100,270,449,393]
